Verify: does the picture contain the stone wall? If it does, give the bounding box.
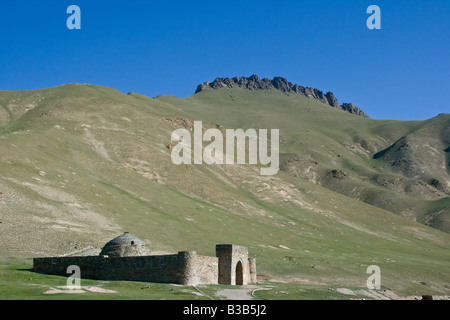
[248,258,257,284]
[33,251,218,285]
[191,254,219,285]
[33,244,255,286]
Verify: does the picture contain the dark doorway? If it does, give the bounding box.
[235,261,244,285]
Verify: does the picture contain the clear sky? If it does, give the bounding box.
[0,0,449,120]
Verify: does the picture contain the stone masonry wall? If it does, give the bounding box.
[193,255,219,285]
[33,251,220,285]
[33,244,254,286]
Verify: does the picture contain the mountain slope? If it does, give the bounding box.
[0,84,449,297]
[158,87,450,232]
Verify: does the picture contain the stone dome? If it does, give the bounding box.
[99,233,150,258]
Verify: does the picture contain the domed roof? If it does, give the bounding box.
[100,233,150,258]
[104,233,146,246]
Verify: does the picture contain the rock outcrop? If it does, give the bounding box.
[195,75,370,118]
[340,103,369,118]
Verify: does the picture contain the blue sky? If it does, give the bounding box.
[0,0,449,120]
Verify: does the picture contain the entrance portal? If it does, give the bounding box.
[235,261,244,285]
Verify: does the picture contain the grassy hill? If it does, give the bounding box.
[0,84,449,299]
[159,88,450,231]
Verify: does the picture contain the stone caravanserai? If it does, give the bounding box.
[33,233,257,286]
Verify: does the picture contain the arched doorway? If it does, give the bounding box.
[235,261,244,285]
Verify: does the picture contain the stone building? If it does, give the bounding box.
[33,233,257,286]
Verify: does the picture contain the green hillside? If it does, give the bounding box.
[159,88,450,231]
[0,84,449,299]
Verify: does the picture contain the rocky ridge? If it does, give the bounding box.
[195,75,370,118]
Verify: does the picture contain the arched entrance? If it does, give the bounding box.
[235,261,244,285]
